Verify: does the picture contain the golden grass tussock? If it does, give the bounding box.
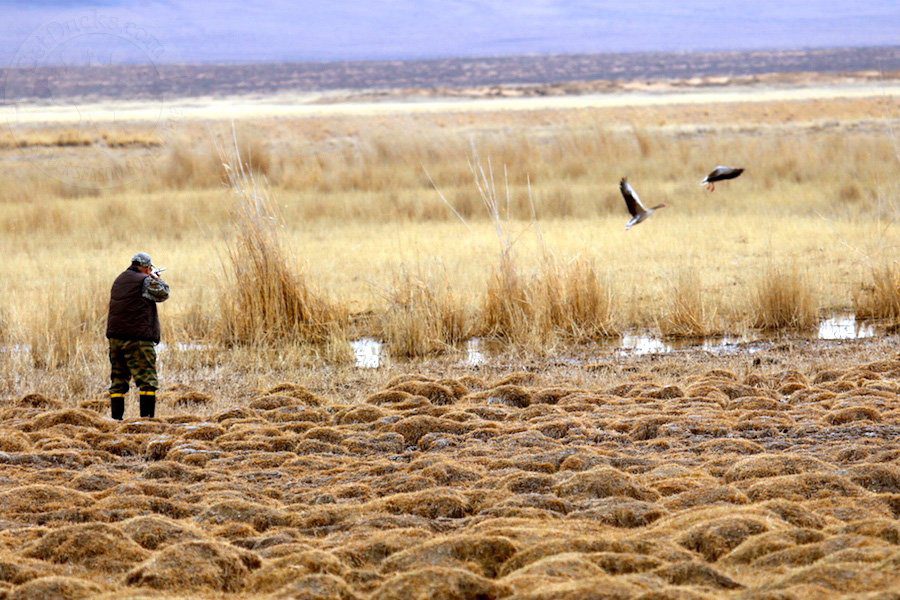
[124,540,261,592]
[381,270,471,357]
[218,147,346,346]
[854,262,900,322]
[752,264,819,330]
[22,523,150,571]
[372,566,510,600]
[658,270,719,337]
[6,576,105,600]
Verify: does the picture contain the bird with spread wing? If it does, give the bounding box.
[620,177,667,230]
[700,165,744,191]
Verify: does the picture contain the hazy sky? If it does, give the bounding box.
[0,1,897,66]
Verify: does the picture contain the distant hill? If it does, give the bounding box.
[2,0,899,64]
[2,46,898,103]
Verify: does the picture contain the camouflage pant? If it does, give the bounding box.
[108,339,158,394]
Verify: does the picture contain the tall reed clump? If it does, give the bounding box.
[464,155,540,345]
[752,265,818,330]
[381,270,470,358]
[531,257,617,341]
[217,133,346,346]
[28,275,107,370]
[658,270,718,337]
[854,262,900,322]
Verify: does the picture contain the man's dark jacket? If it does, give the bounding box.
[106,266,161,343]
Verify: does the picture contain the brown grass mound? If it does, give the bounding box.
[500,552,605,592]
[197,499,291,532]
[478,384,532,408]
[0,430,31,452]
[723,454,830,482]
[0,484,92,514]
[24,409,112,432]
[120,515,203,550]
[390,415,467,445]
[0,555,49,586]
[125,540,261,592]
[382,535,517,577]
[770,561,899,593]
[268,573,361,600]
[836,519,899,545]
[499,539,632,576]
[654,561,744,590]
[365,390,426,406]
[390,381,458,405]
[554,467,659,501]
[697,439,764,455]
[372,566,509,600]
[171,390,214,408]
[249,549,348,593]
[77,398,107,413]
[760,500,828,530]
[505,575,637,600]
[676,516,770,561]
[336,405,387,424]
[566,497,666,528]
[824,406,882,425]
[263,383,327,406]
[22,523,149,571]
[721,529,825,565]
[664,486,749,510]
[746,473,866,502]
[587,552,663,575]
[248,394,302,411]
[378,489,471,519]
[848,464,900,493]
[334,529,432,568]
[8,576,104,600]
[16,393,63,410]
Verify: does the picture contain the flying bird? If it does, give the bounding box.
[700,165,744,191]
[620,177,666,230]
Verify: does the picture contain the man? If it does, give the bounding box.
[105,252,170,420]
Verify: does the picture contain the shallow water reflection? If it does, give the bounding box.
[817,314,875,340]
[351,337,383,369]
[465,338,487,367]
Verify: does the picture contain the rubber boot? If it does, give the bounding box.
[110,395,125,420]
[139,391,156,418]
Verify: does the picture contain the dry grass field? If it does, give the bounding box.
[0,84,898,598]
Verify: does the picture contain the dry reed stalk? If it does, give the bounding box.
[466,153,541,344]
[217,129,346,346]
[752,265,818,330]
[381,270,471,358]
[854,262,900,321]
[658,270,718,337]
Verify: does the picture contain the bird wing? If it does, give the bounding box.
[619,178,647,217]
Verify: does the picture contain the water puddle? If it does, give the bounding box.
[351,337,384,369]
[817,314,875,340]
[157,342,210,352]
[465,338,487,367]
[616,333,756,356]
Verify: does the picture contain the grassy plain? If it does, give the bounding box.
[2,93,898,381]
[0,84,899,598]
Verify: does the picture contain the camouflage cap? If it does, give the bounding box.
[131,252,153,267]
